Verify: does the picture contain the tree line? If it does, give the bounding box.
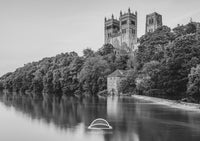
[0,44,132,97]
[119,22,200,103]
[0,21,200,103]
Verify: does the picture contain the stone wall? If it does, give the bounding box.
[107,77,122,94]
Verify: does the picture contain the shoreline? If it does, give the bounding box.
[132,95,200,112]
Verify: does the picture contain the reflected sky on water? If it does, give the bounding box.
[0,93,200,141]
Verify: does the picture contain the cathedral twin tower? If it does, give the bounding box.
[104,8,137,51]
[104,8,162,51]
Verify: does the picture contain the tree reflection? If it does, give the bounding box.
[0,93,200,141]
[0,93,108,130]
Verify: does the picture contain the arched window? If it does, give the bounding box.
[132,29,135,34]
[131,20,135,25]
[149,18,154,24]
[121,20,127,25]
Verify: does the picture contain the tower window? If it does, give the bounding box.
[106,26,112,30]
[108,33,112,37]
[131,21,135,25]
[122,29,126,34]
[121,20,127,25]
[148,29,153,33]
[132,29,135,34]
[149,18,154,24]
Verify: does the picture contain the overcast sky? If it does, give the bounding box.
[0,0,200,76]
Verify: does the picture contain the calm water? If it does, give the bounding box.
[0,93,200,141]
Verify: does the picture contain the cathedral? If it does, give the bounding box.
[104,9,163,51]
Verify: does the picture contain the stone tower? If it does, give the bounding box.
[104,8,137,51]
[104,15,120,45]
[146,12,162,33]
[120,8,137,50]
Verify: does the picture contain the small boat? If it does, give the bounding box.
[88,118,112,130]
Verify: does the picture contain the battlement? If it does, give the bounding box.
[105,18,120,26]
[120,8,137,18]
[105,14,119,23]
[105,8,137,23]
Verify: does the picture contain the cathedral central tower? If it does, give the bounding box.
[104,8,137,51]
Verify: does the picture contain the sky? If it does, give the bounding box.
[0,0,200,76]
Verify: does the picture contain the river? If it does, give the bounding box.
[0,93,200,141]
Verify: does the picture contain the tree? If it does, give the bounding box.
[173,22,197,38]
[185,22,197,34]
[127,52,138,70]
[173,25,186,37]
[97,44,115,56]
[136,75,153,95]
[157,34,200,97]
[187,64,200,102]
[115,54,129,70]
[43,71,54,94]
[0,81,3,91]
[52,69,62,94]
[32,69,44,94]
[79,56,110,95]
[3,73,13,92]
[137,26,175,68]
[136,61,161,96]
[142,61,160,76]
[118,70,137,94]
[83,48,95,58]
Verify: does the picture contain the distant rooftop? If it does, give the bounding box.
[108,69,128,78]
[147,12,162,16]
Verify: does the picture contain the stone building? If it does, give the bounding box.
[146,12,162,33]
[104,8,137,51]
[107,70,127,95]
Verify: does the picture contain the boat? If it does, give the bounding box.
[88,118,112,130]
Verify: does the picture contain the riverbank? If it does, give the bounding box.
[132,95,200,112]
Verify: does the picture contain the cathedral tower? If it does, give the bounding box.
[120,8,137,50]
[146,12,162,33]
[104,8,137,51]
[104,15,120,44]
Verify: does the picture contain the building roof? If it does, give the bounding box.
[108,69,128,78]
[147,12,162,17]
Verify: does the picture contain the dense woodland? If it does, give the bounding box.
[1,22,200,103]
[0,43,130,97]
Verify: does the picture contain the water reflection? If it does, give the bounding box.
[0,92,200,141]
